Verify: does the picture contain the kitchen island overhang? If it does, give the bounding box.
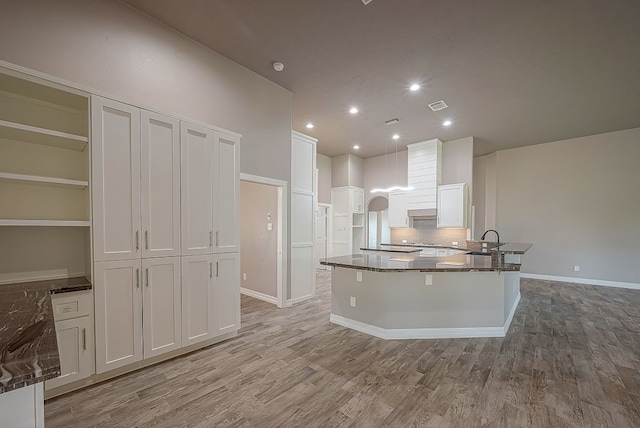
[322,252,527,340]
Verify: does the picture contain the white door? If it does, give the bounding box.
[94,260,143,374]
[142,257,181,358]
[141,111,180,258]
[181,255,214,346]
[214,133,240,253]
[181,122,214,255]
[45,316,92,389]
[92,96,141,261]
[214,253,240,335]
[315,206,328,269]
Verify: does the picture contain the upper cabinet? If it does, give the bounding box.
[407,139,442,212]
[388,191,410,228]
[0,71,90,227]
[351,187,364,214]
[437,183,468,228]
[92,96,181,261]
[181,123,240,256]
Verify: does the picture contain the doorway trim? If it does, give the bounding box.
[317,202,332,269]
[240,173,288,308]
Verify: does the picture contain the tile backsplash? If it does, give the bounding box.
[390,219,469,245]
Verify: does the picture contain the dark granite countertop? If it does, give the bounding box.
[321,253,521,272]
[361,246,422,254]
[0,277,91,394]
[381,240,533,255]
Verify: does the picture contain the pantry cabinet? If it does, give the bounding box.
[181,253,239,346]
[94,257,181,373]
[181,123,239,256]
[92,97,181,261]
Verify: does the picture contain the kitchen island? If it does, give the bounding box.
[321,242,531,340]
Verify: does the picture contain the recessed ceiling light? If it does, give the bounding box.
[306,123,314,129]
[353,145,360,150]
[273,62,284,72]
[349,107,359,114]
[392,134,400,140]
[409,83,421,91]
[443,120,452,127]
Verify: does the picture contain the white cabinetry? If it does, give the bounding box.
[407,139,442,212]
[181,123,239,255]
[331,186,365,256]
[95,257,181,373]
[181,253,239,346]
[94,260,143,373]
[437,183,468,228]
[92,97,141,261]
[93,97,181,261]
[388,191,410,228]
[46,291,94,390]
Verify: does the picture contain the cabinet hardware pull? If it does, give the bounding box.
[82,328,86,351]
[209,231,213,247]
[145,231,149,250]
[216,231,219,247]
[216,261,219,278]
[209,262,213,278]
[136,268,140,288]
[135,231,139,251]
[146,268,149,287]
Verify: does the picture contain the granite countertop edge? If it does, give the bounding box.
[321,261,521,273]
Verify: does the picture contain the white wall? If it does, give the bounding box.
[0,0,293,182]
[240,181,278,298]
[479,127,640,284]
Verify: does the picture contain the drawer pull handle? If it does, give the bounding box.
[136,268,140,288]
[82,328,86,351]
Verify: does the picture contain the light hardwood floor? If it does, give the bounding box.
[46,271,640,427]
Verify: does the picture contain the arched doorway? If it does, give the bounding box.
[367,196,390,247]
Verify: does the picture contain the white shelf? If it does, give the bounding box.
[0,219,90,227]
[0,172,88,189]
[0,119,88,151]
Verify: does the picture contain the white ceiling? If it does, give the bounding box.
[121,0,640,158]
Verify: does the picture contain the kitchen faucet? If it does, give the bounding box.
[481,229,500,246]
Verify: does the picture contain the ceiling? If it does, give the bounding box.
[120,0,640,158]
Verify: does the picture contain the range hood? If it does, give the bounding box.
[408,208,437,218]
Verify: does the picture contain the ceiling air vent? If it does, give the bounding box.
[428,100,448,112]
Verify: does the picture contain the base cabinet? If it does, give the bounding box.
[45,317,93,390]
[181,253,240,346]
[95,257,181,374]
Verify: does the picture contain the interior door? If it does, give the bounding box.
[316,205,328,269]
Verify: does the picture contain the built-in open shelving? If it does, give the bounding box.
[0,172,88,189]
[0,219,90,227]
[0,119,88,151]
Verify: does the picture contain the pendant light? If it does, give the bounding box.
[371,134,414,193]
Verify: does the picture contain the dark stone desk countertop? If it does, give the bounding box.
[321,253,521,272]
[0,276,92,394]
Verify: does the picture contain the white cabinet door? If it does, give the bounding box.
[351,188,364,214]
[142,257,181,358]
[213,133,240,253]
[181,255,214,346]
[141,111,180,258]
[388,191,409,228]
[92,96,141,261]
[214,253,240,335]
[94,260,143,374]
[181,122,214,255]
[45,316,92,389]
[437,183,468,228]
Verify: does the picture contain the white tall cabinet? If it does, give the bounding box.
[331,186,365,256]
[92,96,241,376]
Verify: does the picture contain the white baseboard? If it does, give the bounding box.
[240,287,278,305]
[521,273,640,290]
[330,294,520,340]
[288,293,314,306]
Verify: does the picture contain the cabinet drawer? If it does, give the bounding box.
[51,290,92,321]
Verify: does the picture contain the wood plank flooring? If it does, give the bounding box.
[45,272,640,427]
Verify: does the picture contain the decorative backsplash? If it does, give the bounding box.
[390,219,469,245]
